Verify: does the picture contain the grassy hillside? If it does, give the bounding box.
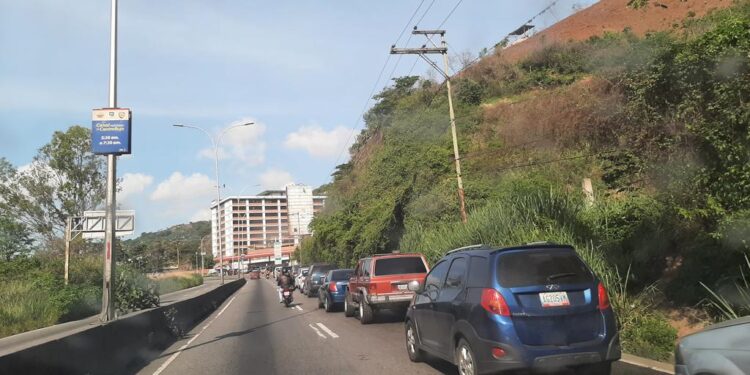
[300,2,750,360]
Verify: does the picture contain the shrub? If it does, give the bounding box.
[115,266,159,315]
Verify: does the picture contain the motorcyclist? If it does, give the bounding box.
[277,268,295,303]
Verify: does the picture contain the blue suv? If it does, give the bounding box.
[404,244,620,375]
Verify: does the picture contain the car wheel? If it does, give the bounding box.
[344,293,355,317]
[359,297,374,324]
[456,339,477,375]
[575,361,611,375]
[324,295,334,312]
[405,320,425,362]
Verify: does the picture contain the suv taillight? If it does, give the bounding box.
[329,282,337,292]
[480,289,510,316]
[597,282,610,310]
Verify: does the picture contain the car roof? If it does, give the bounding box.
[363,253,425,260]
[444,243,575,258]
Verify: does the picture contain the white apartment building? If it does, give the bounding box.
[210,183,325,257]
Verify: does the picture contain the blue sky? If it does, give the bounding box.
[0,0,596,235]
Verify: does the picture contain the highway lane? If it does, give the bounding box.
[137,278,667,375]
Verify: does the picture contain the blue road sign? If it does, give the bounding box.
[91,108,131,155]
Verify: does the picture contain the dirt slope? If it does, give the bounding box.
[499,0,733,62]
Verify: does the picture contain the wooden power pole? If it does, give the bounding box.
[391,29,468,223]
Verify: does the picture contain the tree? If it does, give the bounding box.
[0,126,107,249]
[0,214,33,261]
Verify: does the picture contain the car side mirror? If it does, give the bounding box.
[407,280,422,293]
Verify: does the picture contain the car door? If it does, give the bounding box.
[430,256,468,357]
[414,260,450,353]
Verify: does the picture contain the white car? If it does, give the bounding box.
[296,267,309,290]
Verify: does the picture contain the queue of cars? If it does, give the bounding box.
[294,243,622,375]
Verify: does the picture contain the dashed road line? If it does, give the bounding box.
[308,323,327,339]
[153,295,237,375]
[294,305,303,311]
[316,322,339,339]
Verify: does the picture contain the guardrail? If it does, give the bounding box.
[0,278,245,375]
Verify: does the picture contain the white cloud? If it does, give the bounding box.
[198,118,266,166]
[259,169,294,190]
[150,172,215,220]
[119,173,153,203]
[284,125,354,158]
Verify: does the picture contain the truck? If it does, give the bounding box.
[344,253,430,324]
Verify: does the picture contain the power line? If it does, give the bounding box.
[333,0,429,167]
[415,0,436,27]
[437,0,464,29]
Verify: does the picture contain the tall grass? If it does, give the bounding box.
[702,254,750,320]
[0,280,61,338]
[156,273,203,295]
[400,191,677,360]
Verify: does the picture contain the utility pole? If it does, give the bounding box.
[64,217,72,286]
[200,234,209,276]
[101,0,119,322]
[391,29,468,223]
[173,122,254,285]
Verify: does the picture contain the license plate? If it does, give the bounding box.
[539,292,570,307]
[397,284,408,290]
[283,291,290,296]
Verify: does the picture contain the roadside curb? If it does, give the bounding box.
[618,353,674,374]
[0,278,245,375]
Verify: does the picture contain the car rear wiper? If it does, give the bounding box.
[546,272,577,281]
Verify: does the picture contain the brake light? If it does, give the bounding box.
[491,347,506,359]
[329,282,337,292]
[597,282,610,310]
[480,289,510,316]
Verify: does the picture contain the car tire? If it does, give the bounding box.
[359,297,374,324]
[344,293,355,317]
[405,320,425,362]
[456,338,477,375]
[324,295,334,312]
[575,361,611,375]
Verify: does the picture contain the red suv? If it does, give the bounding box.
[344,253,430,324]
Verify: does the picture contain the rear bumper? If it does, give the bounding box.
[367,293,413,305]
[330,293,347,303]
[464,325,619,373]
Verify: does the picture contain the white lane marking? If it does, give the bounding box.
[316,322,339,339]
[308,323,327,339]
[152,295,237,375]
[294,305,303,311]
[216,296,236,317]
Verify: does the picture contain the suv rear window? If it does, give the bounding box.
[331,269,353,280]
[312,265,333,276]
[373,257,426,276]
[497,248,593,287]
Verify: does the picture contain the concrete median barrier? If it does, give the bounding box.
[0,278,245,375]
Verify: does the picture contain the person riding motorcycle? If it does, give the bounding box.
[277,268,295,303]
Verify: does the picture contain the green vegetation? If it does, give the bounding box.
[0,128,206,338]
[300,2,750,360]
[157,273,204,295]
[121,221,213,273]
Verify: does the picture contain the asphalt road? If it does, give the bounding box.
[136,279,668,375]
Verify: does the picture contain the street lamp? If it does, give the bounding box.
[173,121,254,285]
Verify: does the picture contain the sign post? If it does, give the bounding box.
[93,0,133,323]
[273,241,282,265]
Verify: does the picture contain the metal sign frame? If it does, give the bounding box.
[70,210,135,239]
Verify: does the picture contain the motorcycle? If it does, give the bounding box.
[282,287,294,307]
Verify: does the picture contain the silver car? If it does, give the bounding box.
[675,316,750,375]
